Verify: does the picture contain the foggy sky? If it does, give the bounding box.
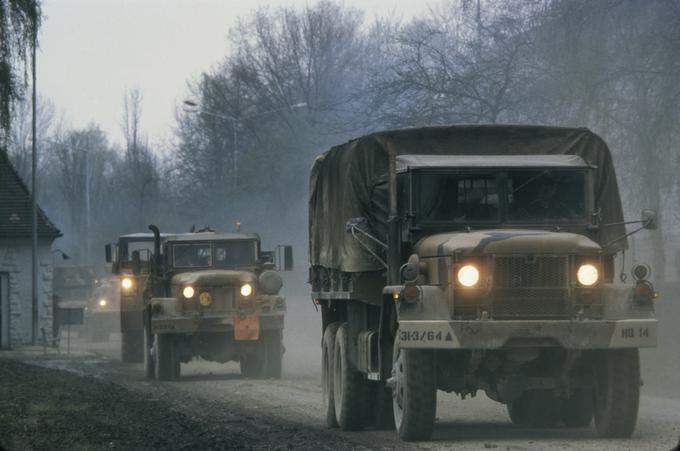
[38,0,431,148]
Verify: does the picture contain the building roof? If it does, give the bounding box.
[0,150,61,239]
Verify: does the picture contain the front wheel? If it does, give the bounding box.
[155,334,179,381]
[391,335,436,441]
[264,329,283,379]
[561,389,593,428]
[143,323,155,379]
[593,349,640,437]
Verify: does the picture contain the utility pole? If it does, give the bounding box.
[31,21,38,345]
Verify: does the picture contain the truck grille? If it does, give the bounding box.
[183,287,235,313]
[491,255,570,318]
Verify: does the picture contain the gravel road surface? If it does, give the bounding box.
[3,296,679,450]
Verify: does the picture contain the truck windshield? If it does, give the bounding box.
[506,170,586,222]
[173,244,212,268]
[214,241,257,267]
[418,173,499,222]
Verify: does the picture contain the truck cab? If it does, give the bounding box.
[144,228,293,381]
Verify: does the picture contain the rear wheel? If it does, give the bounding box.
[392,335,437,441]
[122,330,144,363]
[322,322,340,428]
[593,349,640,437]
[155,334,178,381]
[333,323,369,431]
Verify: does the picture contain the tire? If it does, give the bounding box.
[143,324,155,380]
[392,335,437,441]
[155,334,178,381]
[121,330,144,363]
[264,329,283,379]
[240,351,265,378]
[561,389,593,427]
[593,349,640,438]
[322,322,341,428]
[333,323,369,431]
[508,391,560,428]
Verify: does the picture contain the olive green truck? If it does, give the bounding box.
[309,125,658,441]
[142,227,293,381]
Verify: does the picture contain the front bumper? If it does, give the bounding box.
[398,318,658,350]
[152,313,285,334]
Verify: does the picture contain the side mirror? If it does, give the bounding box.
[131,250,141,276]
[641,209,657,230]
[275,245,294,271]
[105,244,112,263]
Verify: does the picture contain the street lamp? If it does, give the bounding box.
[182,100,306,187]
[31,17,38,345]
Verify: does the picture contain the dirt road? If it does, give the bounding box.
[6,297,680,450]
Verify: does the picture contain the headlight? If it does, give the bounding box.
[98,299,107,307]
[199,291,213,306]
[182,285,195,298]
[240,283,253,297]
[457,265,480,287]
[121,277,133,290]
[577,264,599,286]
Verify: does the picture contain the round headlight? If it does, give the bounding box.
[183,285,195,298]
[577,264,599,286]
[121,277,133,290]
[199,291,212,306]
[98,299,107,307]
[240,283,253,297]
[457,265,480,287]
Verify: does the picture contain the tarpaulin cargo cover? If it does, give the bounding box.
[309,125,626,273]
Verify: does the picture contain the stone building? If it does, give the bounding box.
[0,151,61,348]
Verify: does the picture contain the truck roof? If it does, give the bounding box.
[396,154,592,172]
[119,232,172,240]
[166,232,260,242]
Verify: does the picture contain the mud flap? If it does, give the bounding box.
[234,315,260,341]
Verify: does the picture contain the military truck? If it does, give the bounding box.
[53,265,95,337]
[141,226,293,381]
[309,125,658,441]
[105,233,170,362]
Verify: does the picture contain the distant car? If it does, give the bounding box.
[84,276,120,342]
[52,265,95,337]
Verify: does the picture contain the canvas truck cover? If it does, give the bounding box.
[309,125,627,273]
